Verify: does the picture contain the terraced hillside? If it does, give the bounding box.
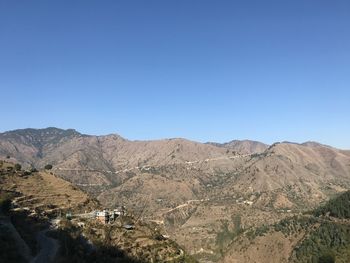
[0,161,196,263]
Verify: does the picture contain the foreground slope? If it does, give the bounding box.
[0,161,196,263]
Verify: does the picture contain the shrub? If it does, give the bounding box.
[30,167,38,173]
[14,163,21,171]
[318,253,335,263]
[44,164,53,170]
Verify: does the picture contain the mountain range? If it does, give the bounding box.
[1,127,350,262]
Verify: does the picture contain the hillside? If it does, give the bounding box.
[0,128,231,190]
[208,140,269,154]
[220,190,350,263]
[0,161,196,263]
[1,127,350,262]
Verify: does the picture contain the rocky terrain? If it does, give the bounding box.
[1,127,350,262]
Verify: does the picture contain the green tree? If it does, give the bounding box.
[318,253,335,263]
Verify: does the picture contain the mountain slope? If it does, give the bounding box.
[208,140,269,154]
[1,127,350,262]
[0,161,197,263]
[220,191,350,263]
[0,128,232,190]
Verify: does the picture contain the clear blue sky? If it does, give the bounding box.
[0,1,349,148]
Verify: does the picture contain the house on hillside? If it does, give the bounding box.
[96,210,109,224]
[95,207,126,224]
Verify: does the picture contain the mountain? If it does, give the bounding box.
[0,127,232,189]
[0,127,86,164]
[207,140,269,154]
[1,127,350,262]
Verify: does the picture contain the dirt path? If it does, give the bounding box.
[163,199,208,214]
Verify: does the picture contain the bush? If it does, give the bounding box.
[14,163,21,171]
[318,253,335,263]
[30,167,38,173]
[44,164,53,170]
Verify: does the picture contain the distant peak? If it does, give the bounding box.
[1,127,80,135]
[100,133,126,140]
[0,127,86,146]
[301,141,332,148]
[207,139,269,154]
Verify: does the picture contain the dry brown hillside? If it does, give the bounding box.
[1,128,350,262]
[0,162,97,214]
[208,140,269,154]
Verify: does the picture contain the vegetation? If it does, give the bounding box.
[246,191,350,260]
[314,191,350,219]
[273,216,318,236]
[44,164,53,170]
[14,163,21,171]
[318,253,335,263]
[30,167,38,173]
[293,221,350,263]
[216,216,243,256]
[246,224,270,240]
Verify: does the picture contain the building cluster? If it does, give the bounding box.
[95,207,126,224]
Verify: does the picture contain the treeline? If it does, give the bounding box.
[314,191,350,219]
